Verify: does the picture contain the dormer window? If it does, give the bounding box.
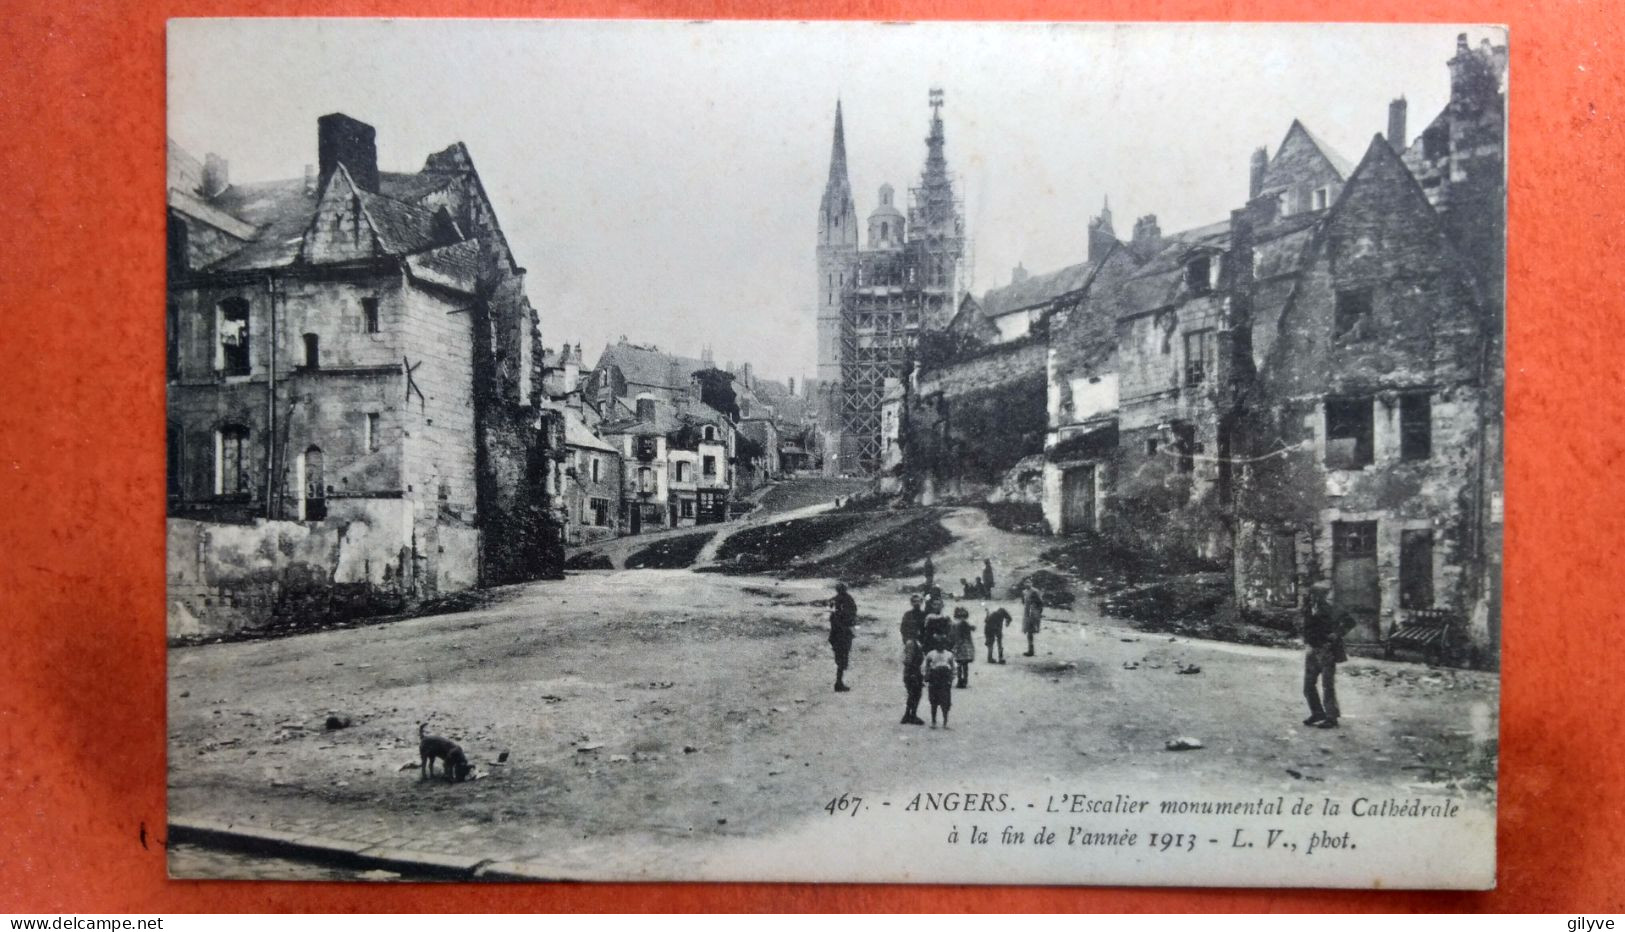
[1312,187,1330,211]
[1184,255,1213,295]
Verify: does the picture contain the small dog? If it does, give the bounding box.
[418,722,473,783]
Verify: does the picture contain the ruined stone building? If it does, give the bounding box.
[1031,35,1505,661]
[816,91,968,476]
[165,114,555,636]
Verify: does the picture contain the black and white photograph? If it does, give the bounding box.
[164,19,1505,887]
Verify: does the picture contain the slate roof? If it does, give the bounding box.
[980,256,1104,319]
[546,402,618,453]
[594,342,709,391]
[173,149,469,275]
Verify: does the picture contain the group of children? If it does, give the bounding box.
[903,588,1016,729]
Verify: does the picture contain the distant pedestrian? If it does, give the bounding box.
[1021,583,1044,657]
[952,607,976,688]
[982,559,995,597]
[922,641,957,729]
[828,582,857,693]
[1301,582,1356,729]
[899,594,927,726]
[922,556,936,592]
[984,606,1011,664]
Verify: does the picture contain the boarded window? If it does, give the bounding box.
[362,297,380,334]
[1400,529,1434,609]
[217,299,250,375]
[1401,393,1432,461]
[1334,288,1373,339]
[1325,396,1374,468]
[216,424,251,497]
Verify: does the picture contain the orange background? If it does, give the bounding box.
[0,0,1619,913]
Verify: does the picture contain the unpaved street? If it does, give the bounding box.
[169,506,1497,882]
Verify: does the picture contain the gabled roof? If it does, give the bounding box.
[175,149,477,275]
[1287,120,1356,179]
[980,255,1106,319]
[594,341,709,391]
[546,402,618,453]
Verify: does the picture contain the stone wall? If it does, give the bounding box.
[166,498,421,640]
[908,339,1048,499]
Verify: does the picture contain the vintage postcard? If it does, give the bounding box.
[164,19,1504,887]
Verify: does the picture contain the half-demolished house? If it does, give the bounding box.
[166,113,557,636]
[1037,35,1504,661]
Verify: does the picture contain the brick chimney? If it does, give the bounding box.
[1387,97,1408,152]
[202,153,230,198]
[318,113,379,193]
[1248,147,1268,200]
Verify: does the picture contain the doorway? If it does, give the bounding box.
[1332,520,1380,641]
[1062,465,1095,533]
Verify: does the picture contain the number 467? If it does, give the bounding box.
[825,794,863,817]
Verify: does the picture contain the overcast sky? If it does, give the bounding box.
[169,20,1501,384]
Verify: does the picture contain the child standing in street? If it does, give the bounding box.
[922,639,957,729]
[952,606,976,688]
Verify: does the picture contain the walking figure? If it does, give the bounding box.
[828,582,857,693]
[1302,581,1356,728]
[984,605,1011,664]
[899,594,927,725]
[922,555,935,593]
[952,606,976,688]
[1021,583,1045,657]
[981,559,995,597]
[922,639,956,729]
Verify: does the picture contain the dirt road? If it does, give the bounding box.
[169,505,1497,883]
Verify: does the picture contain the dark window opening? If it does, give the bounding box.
[703,455,717,478]
[1335,288,1373,339]
[302,446,326,521]
[1184,329,1215,387]
[167,424,183,501]
[167,217,189,274]
[218,299,250,376]
[217,424,251,497]
[1145,438,1159,457]
[1173,422,1197,474]
[1422,124,1450,161]
[1184,255,1212,295]
[1325,396,1374,468]
[1400,393,1432,461]
[1400,529,1434,609]
[591,497,610,527]
[302,333,320,368]
[1333,520,1379,558]
[365,412,380,453]
[362,297,380,334]
[166,302,180,381]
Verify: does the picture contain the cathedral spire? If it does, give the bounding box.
[828,99,849,184]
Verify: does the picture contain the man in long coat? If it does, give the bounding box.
[829,582,857,693]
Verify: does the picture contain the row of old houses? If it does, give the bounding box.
[896,34,1505,664]
[166,113,818,637]
[539,338,821,545]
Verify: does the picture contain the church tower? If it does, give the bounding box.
[906,88,965,328]
[816,101,859,473]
